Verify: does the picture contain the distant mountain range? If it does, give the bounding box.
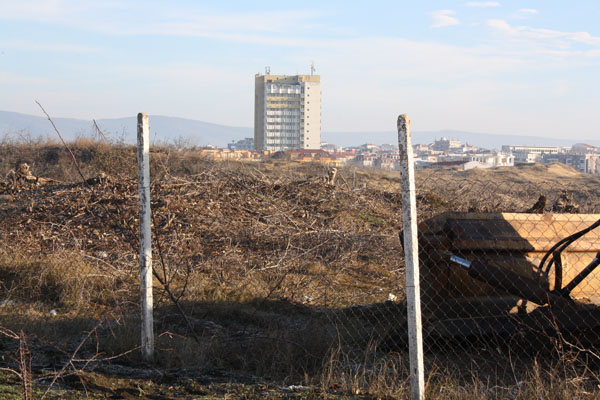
[0,110,252,148]
[1,110,598,150]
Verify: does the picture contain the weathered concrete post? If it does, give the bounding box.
[137,112,154,361]
[397,114,424,400]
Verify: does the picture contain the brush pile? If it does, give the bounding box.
[2,144,600,396]
[0,161,405,313]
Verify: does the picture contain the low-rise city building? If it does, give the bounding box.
[227,137,254,151]
[432,137,462,152]
[467,153,514,168]
[543,152,600,175]
[501,145,561,164]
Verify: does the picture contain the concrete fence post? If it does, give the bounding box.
[397,114,425,400]
[137,112,154,361]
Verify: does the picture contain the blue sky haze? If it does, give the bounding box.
[1,1,599,140]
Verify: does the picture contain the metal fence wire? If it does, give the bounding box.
[1,138,600,397]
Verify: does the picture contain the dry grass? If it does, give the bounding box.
[1,139,600,398]
[0,251,130,309]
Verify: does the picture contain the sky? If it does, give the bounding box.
[1,0,599,140]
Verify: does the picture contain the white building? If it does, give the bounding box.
[571,143,598,155]
[501,145,561,163]
[543,153,600,175]
[467,153,514,168]
[254,73,321,151]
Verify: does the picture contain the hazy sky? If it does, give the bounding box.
[1,1,599,139]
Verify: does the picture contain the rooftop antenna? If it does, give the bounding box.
[310,61,316,75]
[265,66,271,75]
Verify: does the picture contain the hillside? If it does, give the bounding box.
[0,110,253,147]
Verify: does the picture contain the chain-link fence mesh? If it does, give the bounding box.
[414,168,600,368]
[1,138,600,397]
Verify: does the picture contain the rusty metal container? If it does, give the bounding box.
[418,212,600,321]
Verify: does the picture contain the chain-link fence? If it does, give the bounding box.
[413,168,600,386]
[1,136,600,397]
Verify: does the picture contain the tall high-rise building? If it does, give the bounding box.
[254,73,321,151]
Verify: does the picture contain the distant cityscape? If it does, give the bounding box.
[200,135,599,176]
[0,69,598,176]
[207,71,600,176]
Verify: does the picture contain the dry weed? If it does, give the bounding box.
[1,139,600,397]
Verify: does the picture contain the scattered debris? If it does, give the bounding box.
[552,190,580,213]
[526,194,547,213]
[3,162,58,189]
[85,171,109,186]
